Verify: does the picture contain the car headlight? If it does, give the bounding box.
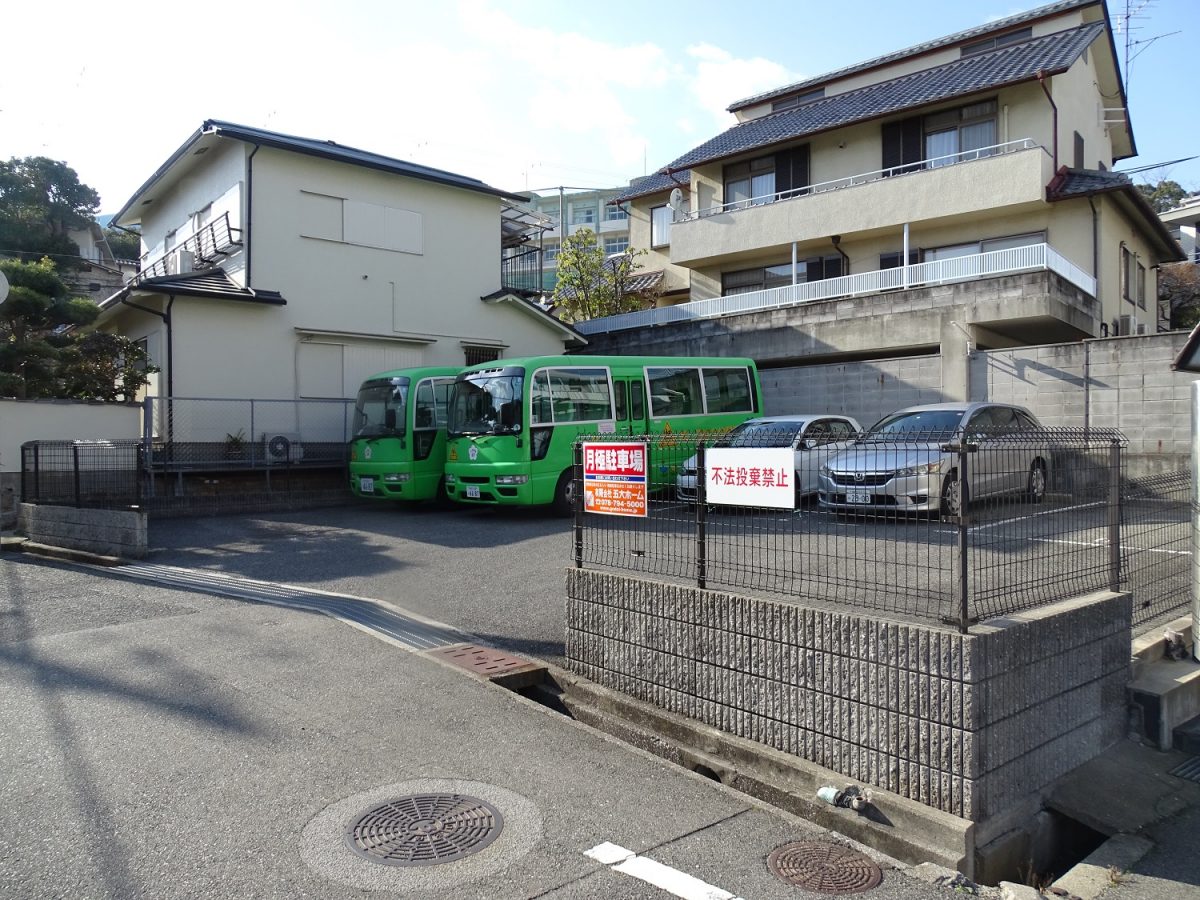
[820,464,834,477]
[444,474,457,484]
[382,473,412,483]
[495,475,529,485]
[894,460,945,477]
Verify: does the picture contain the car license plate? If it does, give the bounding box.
[847,490,872,504]
[359,477,374,493]
[466,485,480,499]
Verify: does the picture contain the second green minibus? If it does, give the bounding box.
[443,355,762,513]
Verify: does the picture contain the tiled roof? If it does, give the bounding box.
[610,170,692,204]
[664,21,1104,172]
[1046,167,1132,199]
[729,0,1096,111]
[101,268,286,310]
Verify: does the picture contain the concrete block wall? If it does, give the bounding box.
[971,332,1193,475]
[762,354,943,427]
[18,503,148,559]
[566,569,1130,823]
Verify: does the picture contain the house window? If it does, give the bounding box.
[605,204,628,222]
[651,205,672,248]
[960,27,1032,57]
[604,237,629,255]
[1121,245,1135,304]
[1073,132,1085,170]
[464,346,501,367]
[1137,262,1147,309]
[724,155,775,208]
[771,88,825,113]
[544,243,559,263]
[721,257,841,296]
[924,99,998,167]
[571,204,597,225]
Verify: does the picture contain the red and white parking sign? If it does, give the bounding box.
[705,448,796,509]
[582,442,648,517]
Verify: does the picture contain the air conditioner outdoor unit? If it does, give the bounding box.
[168,249,195,275]
[1117,315,1137,336]
[263,432,304,464]
[1137,323,1147,335]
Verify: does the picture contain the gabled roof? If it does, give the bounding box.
[1047,167,1185,262]
[99,268,287,311]
[729,0,1097,112]
[662,21,1104,173]
[610,170,692,205]
[480,290,588,346]
[114,120,527,225]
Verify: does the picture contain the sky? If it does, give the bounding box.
[2,0,1197,215]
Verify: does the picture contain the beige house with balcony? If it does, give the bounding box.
[587,0,1181,398]
[96,120,580,403]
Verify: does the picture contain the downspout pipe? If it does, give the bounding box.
[246,143,260,287]
[831,234,849,275]
[1037,71,1058,171]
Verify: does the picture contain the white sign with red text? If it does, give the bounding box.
[704,448,796,509]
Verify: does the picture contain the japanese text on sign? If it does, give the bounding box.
[583,441,648,518]
[705,448,796,509]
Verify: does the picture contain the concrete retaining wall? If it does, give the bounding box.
[18,503,148,559]
[762,354,943,427]
[566,569,1130,824]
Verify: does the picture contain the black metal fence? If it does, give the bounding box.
[20,440,143,509]
[571,428,1191,631]
[1122,469,1192,628]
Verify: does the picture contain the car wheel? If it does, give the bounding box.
[552,470,577,517]
[1026,460,1047,504]
[939,472,962,519]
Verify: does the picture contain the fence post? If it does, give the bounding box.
[32,443,40,502]
[956,443,971,634]
[73,443,81,508]
[250,399,257,467]
[695,442,707,589]
[1108,438,1121,592]
[20,444,27,505]
[573,442,584,568]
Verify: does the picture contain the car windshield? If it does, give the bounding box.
[447,374,524,437]
[352,377,408,438]
[716,421,804,448]
[864,409,965,441]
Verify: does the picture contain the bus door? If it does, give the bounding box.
[411,377,453,498]
[613,378,649,437]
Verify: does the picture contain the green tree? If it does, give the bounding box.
[0,257,154,400]
[103,225,142,262]
[0,156,101,265]
[551,228,651,323]
[1158,262,1200,331]
[1136,179,1188,214]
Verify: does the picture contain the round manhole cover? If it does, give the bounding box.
[344,793,504,867]
[767,841,883,894]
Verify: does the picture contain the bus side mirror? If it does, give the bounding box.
[384,409,397,430]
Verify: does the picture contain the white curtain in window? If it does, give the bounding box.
[750,172,776,205]
[960,120,998,158]
[925,130,958,166]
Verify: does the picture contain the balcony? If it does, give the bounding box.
[137,212,243,282]
[574,243,1095,335]
[670,140,1052,266]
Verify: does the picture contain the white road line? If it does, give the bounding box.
[585,842,742,900]
[969,501,1105,532]
[1031,537,1193,556]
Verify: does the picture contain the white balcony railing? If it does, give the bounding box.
[573,243,1096,335]
[682,139,1042,221]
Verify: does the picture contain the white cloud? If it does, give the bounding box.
[685,44,799,127]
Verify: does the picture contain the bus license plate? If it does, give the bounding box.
[359,477,374,493]
[466,485,480,499]
[847,490,872,504]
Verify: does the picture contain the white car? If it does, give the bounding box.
[676,414,861,502]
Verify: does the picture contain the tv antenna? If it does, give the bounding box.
[1113,0,1179,94]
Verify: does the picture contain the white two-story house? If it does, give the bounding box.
[97,120,580,404]
[584,0,1182,401]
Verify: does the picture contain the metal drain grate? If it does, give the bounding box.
[1169,756,1200,783]
[344,794,503,867]
[428,644,544,680]
[767,841,883,894]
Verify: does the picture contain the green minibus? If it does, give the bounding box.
[348,366,461,502]
[443,355,762,513]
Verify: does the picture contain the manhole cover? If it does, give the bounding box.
[767,841,883,894]
[344,793,503,867]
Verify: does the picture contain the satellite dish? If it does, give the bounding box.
[668,187,684,211]
[0,270,8,306]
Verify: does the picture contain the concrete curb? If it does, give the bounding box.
[1050,833,1155,900]
[8,537,126,567]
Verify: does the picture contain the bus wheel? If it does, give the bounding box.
[553,470,576,517]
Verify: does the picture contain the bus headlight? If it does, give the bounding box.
[383,473,412,483]
[495,475,529,485]
[444,474,457,484]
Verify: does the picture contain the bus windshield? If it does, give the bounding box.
[448,374,524,437]
[353,377,409,438]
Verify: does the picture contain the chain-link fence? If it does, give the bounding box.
[571,427,1189,631]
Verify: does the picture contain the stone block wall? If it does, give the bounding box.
[566,569,1130,823]
[19,503,148,559]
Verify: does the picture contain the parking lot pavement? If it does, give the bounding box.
[1,555,961,900]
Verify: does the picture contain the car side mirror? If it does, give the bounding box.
[802,438,818,450]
